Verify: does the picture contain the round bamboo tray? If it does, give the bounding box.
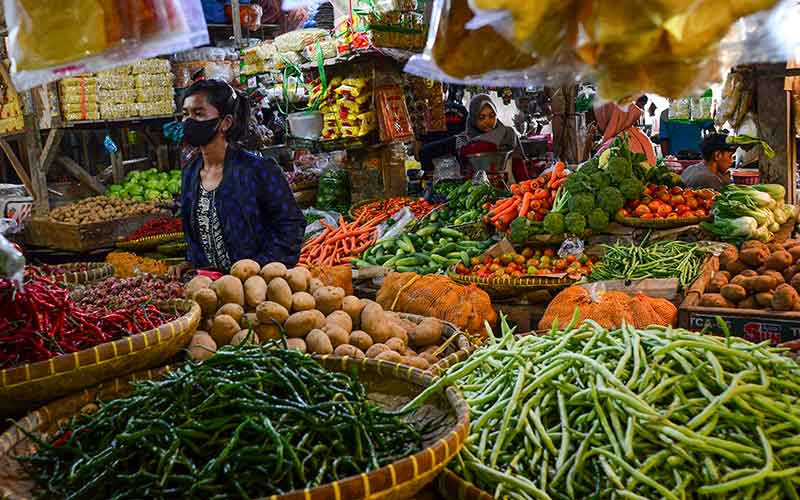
[0,300,200,416]
[615,214,711,229]
[436,468,492,500]
[448,271,576,299]
[0,355,470,500]
[47,262,113,285]
[115,231,184,251]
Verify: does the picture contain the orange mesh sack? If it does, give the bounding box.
[539,286,678,331]
[310,265,353,296]
[377,272,497,335]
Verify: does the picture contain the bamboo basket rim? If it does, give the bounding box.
[0,355,470,500]
[615,213,711,229]
[448,270,576,289]
[436,468,492,500]
[115,231,184,251]
[0,300,198,388]
[46,262,114,285]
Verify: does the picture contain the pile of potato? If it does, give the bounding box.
[185,259,450,370]
[700,239,800,311]
[50,196,164,224]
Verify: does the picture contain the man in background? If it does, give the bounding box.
[681,133,736,191]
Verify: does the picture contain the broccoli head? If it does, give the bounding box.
[565,212,587,236]
[563,174,588,196]
[509,217,530,243]
[619,177,645,201]
[543,212,565,236]
[588,208,610,232]
[587,171,611,191]
[597,187,624,214]
[606,157,633,183]
[568,192,595,216]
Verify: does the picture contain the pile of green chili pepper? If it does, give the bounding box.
[403,314,800,499]
[20,344,425,499]
[589,238,709,289]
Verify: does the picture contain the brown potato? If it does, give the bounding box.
[366,343,390,358]
[342,296,366,329]
[738,296,757,309]
[751,275,777,293]
[213,275,245,306]
[216,303,245,323]
[409,318,444,347]
[193,288,218,317]
[763,270,785,286]
[420,352,439,364]
[725,260,749,275]
[385,337,406,353]
[306,329,333,354]
[720,284,747,303]
[211,314,241,346]
[718,246,739,270]
[291,292,316,312]
[284,310,326,338]
[334,344,366,359]
[375,350,403,363]
[740,247,770,268]
[187,332,217,362]
[739,270,759,277]
[231,259,261,282]
[774,284,800,311]
[255,324,281,342]
[699,293,735,308]
[791,273,800,294]
[766,250,793,272]
[267,278,293,311]
[324,324,350,347]
[185,275,213,299]
[244,276,268,308]
[788,245,800,263]
[349,331,373,351]
[326,311,353,333]
[230,330,258,347]
[755,292,774,307]
[260,262,287,283]
[403,356,430,370]
[286,267,312,293]
[256,301,290,326]
[286,338,307,353]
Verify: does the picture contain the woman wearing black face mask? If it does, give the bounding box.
[170,79,306,278]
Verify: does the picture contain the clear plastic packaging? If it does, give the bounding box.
[405,0,800,102]
[669,98,691,120]
[0,221,24,288]
[4,0,209,91]
[432,157,461,185]
[377,207,416,241]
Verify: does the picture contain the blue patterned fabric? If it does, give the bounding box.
[181,147,306,269]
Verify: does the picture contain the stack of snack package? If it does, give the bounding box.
[132,59,175,117]
[59,76,100,121]
[60,59,174,121]
[315,76,376,141]
[354,0,425,50]
[272,29,329,70]
[404,76,446,136]
[242,42,276,76]
[0,75,23,133]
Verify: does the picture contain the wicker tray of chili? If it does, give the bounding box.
[0,273,200,415]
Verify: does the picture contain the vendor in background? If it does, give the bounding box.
[420,94,527,181]
[659,105,714,158]
[681,133,736,191]
[170,79,305,278]
[593,101,657,165]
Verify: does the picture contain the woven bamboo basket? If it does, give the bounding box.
[448,271,576,299]
[615,214,711,229]
[436,468,492,500]
[115,231,184,251]
[0,356,470,500]
[0,300,200,416]
[47,262,113,285]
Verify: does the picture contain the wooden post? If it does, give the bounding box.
[156,144,169,170]
[756,64,793,200]
[20,90,49,216]
[55,156,107,195]
[0,138,33,194]
[232,0,243,46]
[110,150,125,183]
[38,128,63,174]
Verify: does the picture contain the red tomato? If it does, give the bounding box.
[521,248,533,258]
[675,204,689,213]
[670,186,684,194]
[686,198,699,209]
[656,185,669,193]
[634,204,650,217]
[695,209,708,217]
[642,213,656,219]
[567,255,577,263]
[657,204,673,218]
[618,208,631,218]
[543,248,555,257]
[648,200,662,212]
[627,199,640,210]
[658,192,671,203]
[643,187,654,197]
[666,213,678,219]
[671,195,685,206]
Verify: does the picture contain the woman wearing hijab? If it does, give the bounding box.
[593,101,657,166]
[420,94,527,181]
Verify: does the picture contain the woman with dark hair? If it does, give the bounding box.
[171,79,305,277]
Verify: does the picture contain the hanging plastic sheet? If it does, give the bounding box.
[404,0,800,102]
[4,0,209,90]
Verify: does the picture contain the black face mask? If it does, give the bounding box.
[183,117,221,147]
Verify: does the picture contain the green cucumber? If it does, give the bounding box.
[350,258,372,268]
[439,227,465,239]
[460,251,471,267]
[396,266,419,273]
[396,256,426,267]
[434,243,458,255]
[415,224,439,237]
[430,254,448,264]
[397,236,415,253]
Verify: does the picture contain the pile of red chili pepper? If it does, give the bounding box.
[122,217,182,242]
[484,162,568,231]
[0,275,178,369]
[352,197,439,223]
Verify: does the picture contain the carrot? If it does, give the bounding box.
[548,162,566,189]
[519,192,533,218]
[490,199,520,223]
[532,189,549,200]
[489,198,516,216]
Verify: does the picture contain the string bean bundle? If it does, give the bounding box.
[21,344,424,500]
[404,315,800,499]
[589,239,709,289]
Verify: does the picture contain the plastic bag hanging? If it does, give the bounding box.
[4,0,209,91]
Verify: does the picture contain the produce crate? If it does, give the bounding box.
[0,300,201,416]
[20,214,165,252]
[679,256,800,346]
[0,356,470,500]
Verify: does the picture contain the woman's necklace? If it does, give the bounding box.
[201,164,224,191]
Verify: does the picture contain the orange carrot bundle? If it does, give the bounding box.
[298,214,380,267]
